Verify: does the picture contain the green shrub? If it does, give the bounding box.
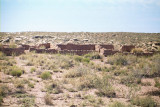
[0,52,5,60]
[114,70,128,76]
[41,71,52,80]
[107,54,137,66]
[0,85,9,105]
[108,54,128,66]
[95,75,116,97]
[74,56,83,62]
[10,66,23,77]
[154,78,160,88]
[131,96,157,107]
[20,96,35,107]
[109,101,127,107]
[82,58,90,63]
[0,96,3,105]
[77,74,98,90]
[28,82,34,88]
[65,66,88,78]
[30,68,36,73]
[44,93,53,105]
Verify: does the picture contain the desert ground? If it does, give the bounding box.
[0,32,160,107]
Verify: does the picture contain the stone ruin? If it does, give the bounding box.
[0,43,158,56]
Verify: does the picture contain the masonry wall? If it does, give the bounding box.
[37,43,50,49]
[100,49,119,56]
[57,44,95,50]
[59,50,95,56]
[121,45,135,52]
[0,47,25,56]
[29,48,58,54]
[21,45,30,50]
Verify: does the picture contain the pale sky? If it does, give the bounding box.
[1,0,160,32]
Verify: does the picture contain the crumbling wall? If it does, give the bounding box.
[0,47,25,56]
[59,50,95,56]
[100,49,119,56]
[38,43,50,49]
[121,45,135,52]
[57,44,95,50]
[100,45,114,50]
[29,48,58,54]
[21,45,30,50]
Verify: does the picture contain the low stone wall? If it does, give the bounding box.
[37,43,50,49]
[59,50,95,56]
[0,47,25,56]
[21,45,30,50]
[29,48,58,54]
[57,43,95,50]
[121,45,135,52]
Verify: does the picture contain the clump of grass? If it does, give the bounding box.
[45,80,63,94]
[44,93,53,105]
[65,66,88,78]
[131,48,144,54]
[131,96,157,107]
[30,67,36,73]
[28,82,34,88]
[0,85,9,105]
[74,55,90,63]
[82,58,90,63]
[10,66,23,77]
[154,78,160,88]
[109,101,127,107]
[77,74,98,90]
[114,70,128,76]
[107,54,137,66]
[19,96,35,107]
[74,55,83,62]
[95,75,116,97]
[0,52,5,60]
[41,71,52,80]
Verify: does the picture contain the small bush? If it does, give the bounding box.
[28,82,34,88]
[0,85,9,105]
[20,96,35,107]
[107,54,137,66]
[44,93,53,105]
[109,101,127,107]
[74,56,83,62]
[65,66,88,78]
[95,75,116,97]
[41,71,52,80]
[154,78,160,88]
[0,52,5,60]
[131,96,157,107]
[30,68,36,73]
[108,54,128,66]
[77,74,98,90]
[82,58,90,63]
[114,70,128,76]
[10,66,23,77]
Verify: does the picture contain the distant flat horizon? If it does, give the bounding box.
[1,31,160,33]
[1,0,160,33]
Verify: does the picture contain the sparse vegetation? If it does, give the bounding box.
[41,71,52,80]
[44,93,53,105]
[131,96,157,107]
[0,33,160,106]
[10,66,23,77]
